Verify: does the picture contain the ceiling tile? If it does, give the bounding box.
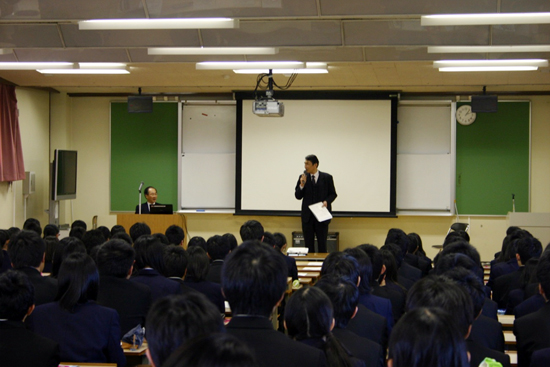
[500,0,550,12]
[246,47,364,62]
[492,25,550,45]
[0,25,63,48]
[14,48,130,62]
[128,49,246,62]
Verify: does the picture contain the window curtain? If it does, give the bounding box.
[0,84,25,182]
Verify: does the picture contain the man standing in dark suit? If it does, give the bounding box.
[295,154,337,253]
[135,186,158,214]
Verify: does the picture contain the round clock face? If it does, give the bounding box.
[456,105,477,125]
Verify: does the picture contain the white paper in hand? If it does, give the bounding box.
[308,202,333,222]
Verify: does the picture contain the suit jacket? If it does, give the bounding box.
[482,297,499,320]
[417,254,433,277]
[466,339,511,367]
[31,301,126,366]
[398,262,422,284]
[346,304,388,352]
[372,282,406,322]
[470,314,505,352]
[295,171,337,223]
[130,268,181,303]
[16,267,57,306]
[0,320,60,367]
[493,267,524,310]
[487,258,519,290]
[299,337,366,367]
[97,275,153,335]
[514,302,550,367]
[358,292,393,335]
[283,253,299,281]
[206,260,224,284]
[332,327,384,367]
[226,316,327,367]
[183,276,225,313]
[0,249,11,274]
[530,347,550,367]
[515,294,546,319]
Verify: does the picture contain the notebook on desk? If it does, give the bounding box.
[149,204,173,214]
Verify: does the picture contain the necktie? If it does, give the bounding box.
[311,175,315,185]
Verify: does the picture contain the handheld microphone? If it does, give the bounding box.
[138,181,144,192]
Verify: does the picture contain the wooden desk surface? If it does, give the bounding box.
[498,314,515,328]
[506,350,517,366]
[504,331,516,345]
[123,342,148,356]
[288,253,329,260]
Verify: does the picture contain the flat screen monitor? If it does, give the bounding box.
[52,150,77,200]
[128,96,153,113]
[471,95,498,113]
[149,204,173,214]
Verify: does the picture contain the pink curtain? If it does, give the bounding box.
[0,84,25,182]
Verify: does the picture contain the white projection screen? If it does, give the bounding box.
[236,92,397,217]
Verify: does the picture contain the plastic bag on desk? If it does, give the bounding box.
[121,324,145,349]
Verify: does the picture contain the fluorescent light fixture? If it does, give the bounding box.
[78,18,238,30]
[433,59,548,68]
[78,62,128,69]
[421,12,550,26]
[428,45,550,53]
[233,62,328,74]
[37,68,130,74]
[439,66,538,72]
[196,61,305,70]
[0,62,74,70]
[148,47,279,55]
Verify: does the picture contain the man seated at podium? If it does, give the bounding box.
[136,186,159,214]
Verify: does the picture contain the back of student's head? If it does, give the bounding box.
[438,240,482,279]
[358,244,384,281]
[379,248,400,283]
[146,293,224,367]
[43,235,59,265]
[69,226,85,240]
[442,267,486,318]
[382,242,404,268]
[186,246,210,281]
[161,333,257,367]
[239,220,264,242]
[23,218,42,237]
[406,275,473,338]
[165,225,185,246]
[434,253,478,276]
[188,236,207,252]
[206,235,230,261]
[110,224,126,238]
[321,251,360,285]
[51,237,86,277]
[56,252,99,312]
[343,247,373,294]
[272,232,287,252]
[7,230,45,269]
[389,307,469,367]
[0,270,34,321]
[71,219,87,231]
[516,236,542,264]
[315,275,359,328]
[0,229,10,248]
[385,228,410,256]
[111,231,133,245]
[223,233,238,252]
[163,245,188,278]
[261,232,275,246]
[134,235,165,273]
[407,232,422,255]
[82,229,106,254]
[536,251,550,297]
[222,240,287,317]
[153,233,170,246]
[96,239,135,278]
[129,222,152,243]
[43,224,59,238]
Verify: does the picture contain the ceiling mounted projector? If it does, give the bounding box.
[253,99,284,117]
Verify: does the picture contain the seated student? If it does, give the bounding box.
[388,307,469,367]
[531,347,550,367]
[381,243,414,290]
[8,230,57,305]
[71,219,87,231]
[187,236,207,252]
[285,286,365,367]
[514,251,550,367]
[315,276,384,367]
[68,226,85,240]
[129,222,151,243]
[82,229,106,255]
[130,235,180,302]
[240,220,264,242]
[0,270,60,367]
[110,224,126,238]
[273,232,299,281]
[506,257,540,314]
[407,232,432,276]
[407,275,510,367]
[183,246,225,313]
[43,224,60,239]
[321,252,388,350]
[487,229,529,290]
[514,293,546,319]
[163,244,199,295]
[50,237,86,278]
[384,228,422,285]
[165,224,185,246]
[153,233,170,245]
[97,226,111,242]
[224,233,239,252]
[23,218,42,237]
[30,253,126,366]
[223,240,327,367]
[145,293,225,367]
[96,239,153,335]
[43,235,59,274]
[0,229,11,274]
[206,234,231,284]
[111,231,133,245]
[162,333,258,367]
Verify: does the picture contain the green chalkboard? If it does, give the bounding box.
[110,102,178,212]
[456,101,529,215]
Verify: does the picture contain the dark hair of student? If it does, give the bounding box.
[516,236,542,264]
[110,224,126,237]
[82,229,106,254]
[222,240,287,317]
[153,233,170,246]
[388,307,469,367]
[0,270,34,321]
[536,251,550,297]
[315,275,359,328]
[163,245,188,278]
[56,252,99,312]
[272,232,287,252]
[343,247,373,294]
[379,248,401,285]
[434,253,479,277]
[188,236,207,252]
[496,229,531,263]
[358,244,384,282]
[162,333,257,367]
[186,246,210,281]
[0,229,10,248]
[285,287,354,367]
[261,231,275,246]
[438,241,483,280]
[129,222,151,243]
[133,235,165,273]
[71,220,87,231]
[320,251,360,285]
[408,232,426,256]
[97,226,110,241]
[382,242,404,268]
[239,220,264,242]
[146,293,225,367]
[111,232,133,245]
[68,226,85,240]
[442,267,486,318]
[165,225,185,246]
[305,154,319,166]
[385,228,410,256]
[43,224,59,238]
[96,239,135,278]
[223,233,238,252]
[7,230,45,268]
[206,235,231,261]
[23,218,42,237]
[51,237,86,278]
[43,235,59,265]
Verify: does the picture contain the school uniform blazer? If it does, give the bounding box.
[530,347,550,367]
[372,282,406,322]
[493,267,524,310]
[514,301,550,367]
[283,253,299,281]
[206,259,224,284]
[482,297,499,320]
[295,171,337,223]
[358,292,394,335]
[470,314,505,352]
[130,268,181,303]
[97,275,153,335]
[487,258,519,290]
[183,276,225,313]
[332,327,384,367]
[397,262,422,284]
[16,267,57,306]
[226,316,327,367]
[0,320,60,367]
[346,304,388,352]
[31,301,126,366]
[466,339,511,367]
[515,294,546,319]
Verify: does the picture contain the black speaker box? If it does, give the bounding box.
[471,95,498,113]
[127,96,153,113]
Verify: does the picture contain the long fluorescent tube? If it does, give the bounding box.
[433,59,548,68]
[439,66,538,72]
[78,62,128,69]
[422,13,550,26]
[148,47,279,55]
[37,69,130,74]
[233,62,328,74]
[0,62,73,70]
[428,45,550,53]
[196,61,304,70]
[79,18,238,30]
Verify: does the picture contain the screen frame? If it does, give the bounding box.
[52,149,78,201]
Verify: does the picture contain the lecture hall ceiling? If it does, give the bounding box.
[0,0,549,94]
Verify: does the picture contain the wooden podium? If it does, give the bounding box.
[117,214,187,240]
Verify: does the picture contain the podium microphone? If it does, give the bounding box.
[138,181,144,193]
[512,194,516,213]
[138,181,144,215]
